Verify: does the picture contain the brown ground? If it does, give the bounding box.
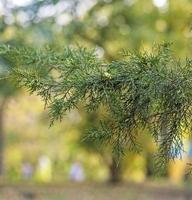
[0,182,192,200]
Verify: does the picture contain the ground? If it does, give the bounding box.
[0,182,192,200]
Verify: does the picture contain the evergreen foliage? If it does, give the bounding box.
[1,43,192,169]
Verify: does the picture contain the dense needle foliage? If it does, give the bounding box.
[1,43,192,168]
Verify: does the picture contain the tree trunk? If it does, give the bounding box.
[109,157,121,183]
[146,153,154,177]
[0,97,7,176]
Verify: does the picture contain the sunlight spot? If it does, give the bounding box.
[9,0,33,7]
[95,46,105,58]
[153,0,168,9]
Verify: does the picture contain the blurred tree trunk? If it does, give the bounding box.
[0,97,8,176]
[146,153,154,177]
[109,157,121,183]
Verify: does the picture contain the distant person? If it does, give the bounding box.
[36,155,52,182]
[168,142,187,184]
[184,141,192,181]
[187,141,192,159]
[22,161,33,179]
[69,161,85,182]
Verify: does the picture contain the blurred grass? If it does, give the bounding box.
[0,182,191,200]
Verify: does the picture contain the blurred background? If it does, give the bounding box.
[0,0,192,199]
